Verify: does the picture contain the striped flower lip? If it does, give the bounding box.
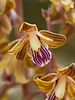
[8,22,66,67]
[31,45,51,67]
[34,63,75,99]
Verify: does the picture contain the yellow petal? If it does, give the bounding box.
[0,91,8,100]
[19,22,38,33]
[16,41,28,60]
[0,38,9,54]
[67,84,75,98]
[41,73,57,81]
[0,0,16,15]
[0,59,8,70]
[5,55,16,75]
[67,77,75,98]
[55,75,66,99]
[8,34,28,55]
[0,55,8,70]
[62,1,74,11]
[29,32,41,51]
[64,9,75,25]
[51,4,59,18]
[0,54,12,70]
[35,77,54,92]
[0,15,12,35]
[34,73,57,92]
[24,57,34,68]
[38,30,66,48]
[58,63,75,78]
[14,60,30,84]
[67,76,75,88]
[50,0,74,13]
[8,39,20,50]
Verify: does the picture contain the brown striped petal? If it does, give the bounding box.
[0,54,13,70]
[0,0,16,15]
[67,77,75,98]
[14,60,30,84]
[58,63,75,78]
[8,34,29,55]
[0,38,9,54]
[16,41,28,60]
[34,73,57,92]
[38,30,66,48]
[0,15,12,35]
[19,22,38,33]
[8,39,20,50]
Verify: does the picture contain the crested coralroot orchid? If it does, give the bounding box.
[0,0,15,15]
[0,54,30,84]
[34,63,75,100]
[0,0,16,39]
[8,22,66,67]
[50,0,74,13]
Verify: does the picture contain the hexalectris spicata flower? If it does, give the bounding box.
[0,54,30,84]
[0,0,16,39]
[50,0,74,13]
[34,63,75,100]
[8,22,66,67]
[0,0,15,15]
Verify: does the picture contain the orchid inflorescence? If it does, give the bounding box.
[0,0,75,100]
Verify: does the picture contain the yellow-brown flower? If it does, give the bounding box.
[50,0,74,13]
[0,54,30,84]
[0,0,16,39]
[34,63,75,100]
[8,22,66,67]
[0,0,15,15]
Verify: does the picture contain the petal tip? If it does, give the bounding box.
[19,22,38,33]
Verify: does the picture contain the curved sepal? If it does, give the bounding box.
[0,15,12,35]
[67,77,75,98]
[14,60,30,84]
[58,63,75,78]
[19,22,38,33]
[39,30,66,48]
[0,38,9,54]
[8,34,28,55]
[34,73,57,92]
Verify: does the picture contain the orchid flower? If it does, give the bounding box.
[8,22,66,67]
[34,63,75,100]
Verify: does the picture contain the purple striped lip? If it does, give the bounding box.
[31,45,51,67]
